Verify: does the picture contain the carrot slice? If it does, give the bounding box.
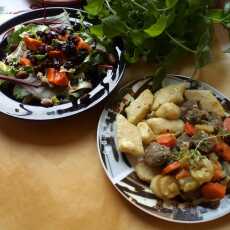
[58,34,69,41]
[76,37,92,52]
[215,142,230,161]
[201,182,226,200]
[47,68,56,84]
[19,57,32,66]
[24,36,43,51]
[212,161,224,181]
[162,161,181,175]
[184,122,196,136]
[175,169,190,180]
[156,133,177,147]
[54,72,69,86]
[223,117,230,131]
[47,68,69,87]
[48,50,63,58]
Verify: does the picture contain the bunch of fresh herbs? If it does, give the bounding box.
[84,0,230,89]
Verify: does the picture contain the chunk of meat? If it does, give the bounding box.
[191,131,217,153]
[184,90,225,117]
[206,113,223,130]
[184,108,209,124]
[181,100,199,116]
[144,142,171,167]
[176,133,192,150]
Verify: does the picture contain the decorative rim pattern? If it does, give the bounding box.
[97,75,230,223]
[0,7,125,120]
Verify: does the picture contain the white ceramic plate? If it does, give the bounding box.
[97,74,230,223]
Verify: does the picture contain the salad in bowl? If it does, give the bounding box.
[0,11,116,107]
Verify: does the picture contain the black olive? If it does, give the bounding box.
[63,61,73,69]
[60,44,66,52]
[16,71,28,79]
[64,41,76,56]
[27,53,36,64]
[38,44,46,54]
[27,52,33,59]
[52,58,60,68]
[56,27,66,35]
[73,24,81,31]
[36,31,44,37]
[68,35,76,41]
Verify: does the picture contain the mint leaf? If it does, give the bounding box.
[13,85,30,100]
[90,24,104,38]
[166,0,178,9]
[84,0,104,16]
[130,30,146,46]
[195,28,212,68]
[102,15,126,38]
[34,54,47,61]
[144,15,168,37]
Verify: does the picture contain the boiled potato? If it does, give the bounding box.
[116,114,144,156]
[150,175,164,199]
[155,102,181,120]
[184,90,225,117]
[135,162,159,183]
[152,83,186,110]
[147,118,184,135]
[125,89,154,124]
[150,175,180,199]
[178,177,200,192]
[195,124,214,133]
[137,121,156,145]
[159,176,180,199]
[190,158,214,185]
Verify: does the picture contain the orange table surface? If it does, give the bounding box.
[0,25,229,229]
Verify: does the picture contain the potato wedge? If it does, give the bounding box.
[184,90,225,117]
[116,114,144,156]
[147,117,184,135]
[178,177,199,192]
[195,124,214,133]
[137,121,156,145]
[150,175,164,199]
[155,102,181,120]
[159,176,180,199]
[135,162,159,183]
[125,89,154,124]
[152,83,186,110]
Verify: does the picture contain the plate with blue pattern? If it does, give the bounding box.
[97,74,230,223]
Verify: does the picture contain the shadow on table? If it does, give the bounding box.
[0,103,104,147]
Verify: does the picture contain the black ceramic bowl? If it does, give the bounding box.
[0,7,125,120]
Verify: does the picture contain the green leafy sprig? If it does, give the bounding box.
[84,0,230,89]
